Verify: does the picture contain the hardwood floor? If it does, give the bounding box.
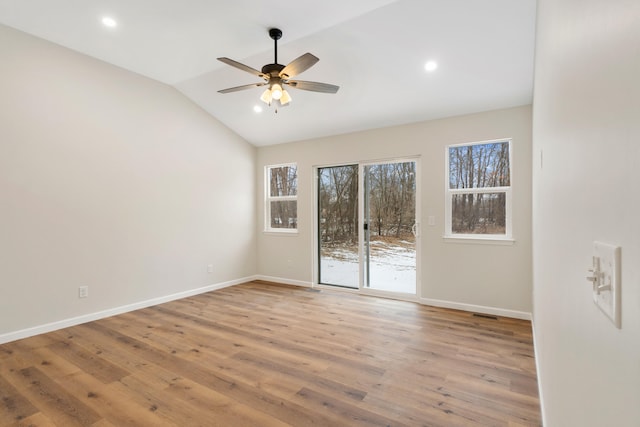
[0,281,542,426]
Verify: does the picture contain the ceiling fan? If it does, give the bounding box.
[217,28,339,108]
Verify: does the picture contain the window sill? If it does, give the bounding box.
[443,236,515,246]
[263,229,299,236]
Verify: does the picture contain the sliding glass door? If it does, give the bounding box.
[317,160,418,295]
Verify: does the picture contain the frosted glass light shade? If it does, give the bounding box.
[260,88,272,104]
[280,89,292,105]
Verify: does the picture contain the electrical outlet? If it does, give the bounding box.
[207,264,214,273]
[78,286,89,299]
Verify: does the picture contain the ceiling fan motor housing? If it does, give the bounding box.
[261,63,285,77]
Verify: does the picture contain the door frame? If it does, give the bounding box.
[312,156,421,301]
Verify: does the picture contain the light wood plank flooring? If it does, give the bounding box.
[0,281,541,426]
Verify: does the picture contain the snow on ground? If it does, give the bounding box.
[320,240,416,294]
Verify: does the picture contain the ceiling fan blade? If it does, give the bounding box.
[279,53,319,78]
[286,80,339,94]
[217,57,266,78]
[218,82,267,94]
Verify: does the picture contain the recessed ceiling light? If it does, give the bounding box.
[102,17,118,28]
[253,105,263,113]
[424,61,438,72]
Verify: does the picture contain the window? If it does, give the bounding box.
[266,164,298,232]
[445,139,512,239]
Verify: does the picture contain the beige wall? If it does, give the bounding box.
[0,25,257,340]
[257,105,532,316]
[532,0,640,425]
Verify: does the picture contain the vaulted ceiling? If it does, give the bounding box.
[0,0,536,146]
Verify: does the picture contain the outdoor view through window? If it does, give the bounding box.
[447,140,511,237]
[267,164,297,231]
[318,161,417,293]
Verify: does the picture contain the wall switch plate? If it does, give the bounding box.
[428,215,436,226]
[78,286,89,299]
[592,242,621,328]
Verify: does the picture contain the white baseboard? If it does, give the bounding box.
[0,276,253,345]
[420,297,532,320]
[253,275,313,288]
[531,318,547,426]
[254,275,532,321]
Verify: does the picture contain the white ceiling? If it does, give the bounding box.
[0,0,537,146]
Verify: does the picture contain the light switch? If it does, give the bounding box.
[590,242,621,328]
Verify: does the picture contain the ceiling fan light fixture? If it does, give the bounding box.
[271,83,283,100]
[280,89,292,105]
[260,88,272,104]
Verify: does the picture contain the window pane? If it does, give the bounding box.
[270,200,297,229]
[449,142,510,189]
[366,162,416,237]
[318,165,359,287]
[270,165,297,197]
[452,193,506,234]
[318,165,359,243]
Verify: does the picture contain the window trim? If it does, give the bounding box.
[265,163,299,234]
[444,138,513,241]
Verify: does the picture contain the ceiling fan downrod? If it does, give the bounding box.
[269,28,282,64]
